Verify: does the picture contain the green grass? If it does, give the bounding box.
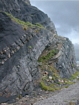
[38,47,79,91]
[38,49,79,91]
[17,94,22,99]
[70,71,79,80]
[35,23,44,28]
[39,64,78,91]
[69,101,76,105]
[39,65,61,91]
[5,12,44,29]
[5,12,34,28]
[40,80,59,91]
[38,49,58,63]
[28,46,32,49]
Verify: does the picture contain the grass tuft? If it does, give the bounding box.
[70,71,79,80]
[5,12,44,29]
[38,49,58,63]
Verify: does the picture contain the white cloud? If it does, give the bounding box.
[55,24,61,29]
[63,29,79,44]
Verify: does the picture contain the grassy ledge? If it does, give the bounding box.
[5,12,44,29]
[38,49,59,63]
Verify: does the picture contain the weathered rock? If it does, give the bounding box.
[42,35,77,78]
[0,0,77,102]
[0,0,56,33]
[55,37,77,78]
[0,11,56,98]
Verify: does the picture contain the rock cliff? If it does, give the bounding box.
[0,0,56,32]
[0,0,77,102]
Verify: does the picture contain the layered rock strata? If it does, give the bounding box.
[0,0,76,99]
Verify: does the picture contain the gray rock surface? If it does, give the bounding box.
[0,0,77,102]
[0,0,56,33]
[0,11,56,98]
[49,36,77,78]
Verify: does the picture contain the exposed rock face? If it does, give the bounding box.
[0,0,77,100]
[54,36,76,78]
[0,12,55,97]
[40,35,76,78]
[22,0,31,5]
[0,0,56,33]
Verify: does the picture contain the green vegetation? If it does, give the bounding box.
[69,101,75,105]
[40,66,60,91]
[39,64,74,91]
[72,64,74,68]
[63,78,73,85]
[70,71,79,80]
[40,80,59,91]
[28,45,32,49]
[5,12,44,29]
[39,65,58,90]
[40,67,79,91]
[38,48,79,91]
[38,49,63,91]
[5,12,34,28]
[35,23,44,28]
[38,49,58,63]
[17,94,22,99]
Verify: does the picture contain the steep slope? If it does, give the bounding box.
[0,0,77,102]
[0,0,56,33]
[0,11,56,97]
[39,35,76,78]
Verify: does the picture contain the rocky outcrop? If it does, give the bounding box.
[0,0,77,102]
[54,36,76,78]
[0,11,56,97]
[0,0,56,33]
[40,35,76,78]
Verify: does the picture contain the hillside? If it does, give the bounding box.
[0,0,77,104]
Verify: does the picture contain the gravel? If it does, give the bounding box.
[1,81,79,105]
[34,81,79,105]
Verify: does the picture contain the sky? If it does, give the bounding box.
[30,0,79,61]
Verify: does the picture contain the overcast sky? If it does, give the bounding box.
[30,0,79,61]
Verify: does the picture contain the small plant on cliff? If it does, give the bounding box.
[18,94,22,99]
[40,80,57,91]
[28,46,32,49]
[72,64,74,68]
[39,65,61,91]
[23,27,27,31]
[38,49,58,63]
[70,71,79,80]
[38,55,76,91]
[35,23,44,28]
[69,101,75,105]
